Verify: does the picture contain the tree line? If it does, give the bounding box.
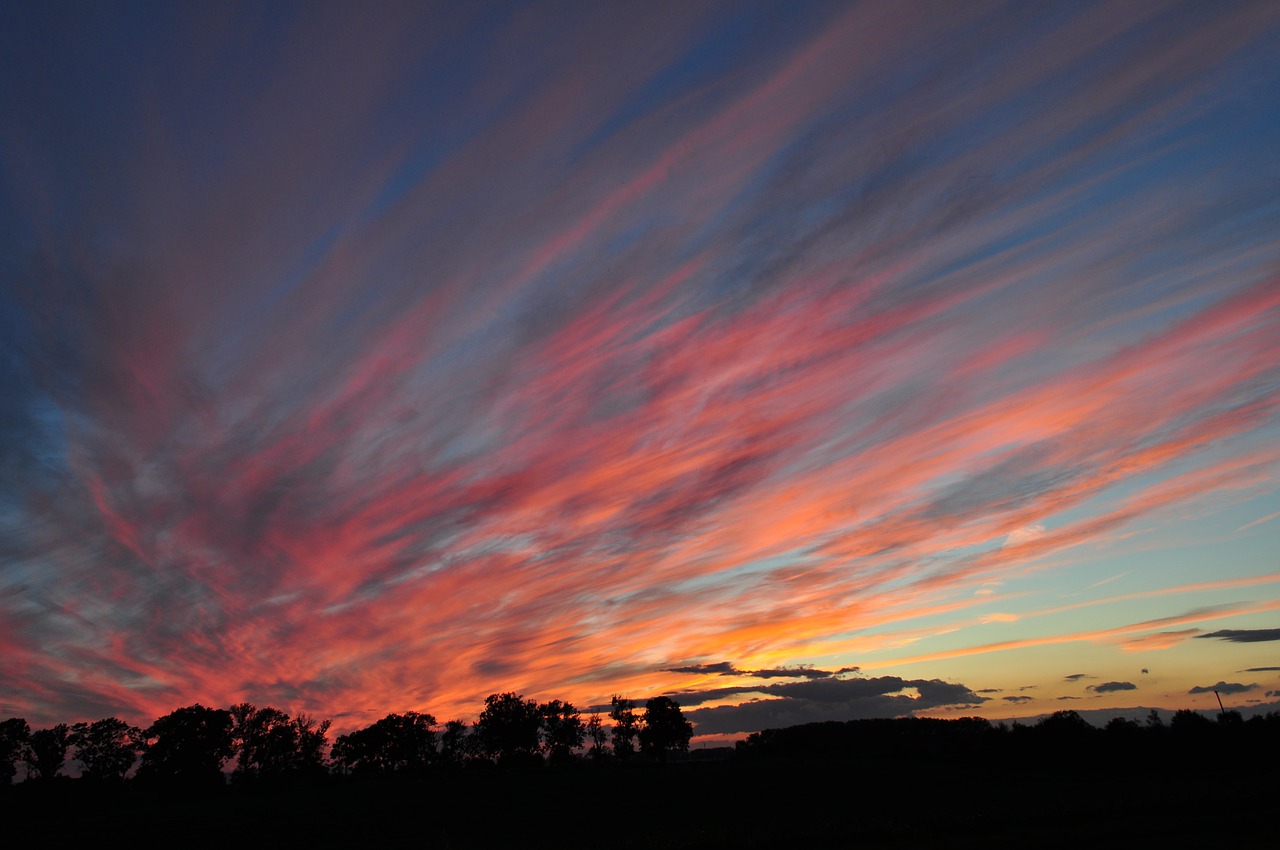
[8,700,1275,790]
[0,693,692,786]
[735,707,1280,764]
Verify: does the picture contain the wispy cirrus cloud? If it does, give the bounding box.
[1119,630,1202,651]
[863,603,1280,671]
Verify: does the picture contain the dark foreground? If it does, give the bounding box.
[4,754,1275,848]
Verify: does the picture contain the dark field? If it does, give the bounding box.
[5,753,1275,848]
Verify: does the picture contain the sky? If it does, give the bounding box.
[2,0,1279,740]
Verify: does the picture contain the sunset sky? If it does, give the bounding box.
[2,1,1279,740]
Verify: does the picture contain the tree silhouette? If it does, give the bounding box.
[327,733,357,774]
[1103,716,1142,740]
[540,699,584,764]
[0,718,31,784]
[584,713,608,759]
[438,719,472,766]
[331,711,435,775]
[25,724,70,780]
[230,703,329,779]
[638,697,692,761]
[609,696,639,760]
[1033,709,1094,739]
[138,704,235,788]
[476,693,542,765]
[232,704,291,779]
[1170,708,1213,734]
[295,712,330,773]
[70,717,144,781]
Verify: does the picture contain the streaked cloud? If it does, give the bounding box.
[1236,510,1280,533]
[1003,525,1047,550]
[1119,630,1201,651]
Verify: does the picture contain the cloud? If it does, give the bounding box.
[666,662,738,676]
[1188,681,1258,695]
[681,676,988,735]
[748,667,837,680]
[666,662,848,680]
[1118,629,1200,651]
[1242,667,1280,672]
[1002,524,1046,549]
[1063,674,1089,682]
[884,602,1280,670]
[1003,696,1034,703]
[1236,510,1280,533]
[1196,629,1280,643]
[1090,681,1137,694]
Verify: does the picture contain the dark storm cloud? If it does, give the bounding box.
[748,667,842,680]
[666,662,850,680]
[1196,629,1280,643]
[1188,681,1258,695]
[680,676,988,735]
[667,662,739,676]
[1091,681,1137,694]
[652,685,758,710]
